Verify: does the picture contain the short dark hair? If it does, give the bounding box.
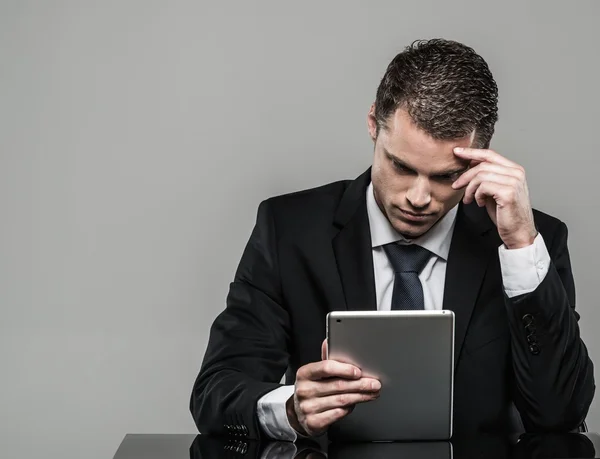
[374,39,499,148]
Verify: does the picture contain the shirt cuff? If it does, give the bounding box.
[499,232,551,298]
[257,385,299,441]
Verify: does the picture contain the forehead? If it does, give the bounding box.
[381,109,474,172]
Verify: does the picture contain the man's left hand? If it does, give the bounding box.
[452,147,537,249]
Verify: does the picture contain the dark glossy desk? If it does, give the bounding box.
[114,432,600,459]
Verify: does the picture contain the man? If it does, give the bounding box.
[190,39,595,440]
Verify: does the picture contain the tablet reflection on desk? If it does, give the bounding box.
[328,440,452,459]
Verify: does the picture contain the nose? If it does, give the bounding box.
[406,176,431,209]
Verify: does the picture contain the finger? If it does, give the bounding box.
[453,162,523,190]
[303,407,353,435]
[301,391,380,414]
[298,359,361,381]
[296,377,378,400]
[321,377,381,396]
[321,339,327,361]
[454,147,519,168]
[474,181,514,208]
[300,377,381,399]
[462,172,518,205]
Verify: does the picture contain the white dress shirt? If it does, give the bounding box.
[256,182,552,441]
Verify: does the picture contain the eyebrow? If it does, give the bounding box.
[384,149,469,176]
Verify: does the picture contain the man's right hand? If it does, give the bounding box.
[285,340,381,437]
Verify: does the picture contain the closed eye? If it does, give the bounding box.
[391,159,416,175]
[433,169,467,182]
[434,173,459,182]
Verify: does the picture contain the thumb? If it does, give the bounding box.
[321,339,328,361]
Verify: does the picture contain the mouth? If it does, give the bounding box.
[398,208,435,222]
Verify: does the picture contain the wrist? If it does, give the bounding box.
[504,229,538,250]
[286,394,307,436]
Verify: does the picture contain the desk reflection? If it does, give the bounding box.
[189,433,597,459]
[329,440,452,458]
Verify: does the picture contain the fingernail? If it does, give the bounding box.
[372,381,381,390]
[354,368,360,378]
[454,147,463,153]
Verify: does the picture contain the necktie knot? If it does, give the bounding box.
[383,243,432,274]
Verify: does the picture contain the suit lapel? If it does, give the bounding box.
[443,202,496,368]
[332,168,377,311]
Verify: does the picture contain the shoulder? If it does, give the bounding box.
[532,208,566,233]
[532,208,569,249]
[261,178,352,224]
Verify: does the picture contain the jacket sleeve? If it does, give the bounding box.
[190,199,292,440]
[506,220,595,431]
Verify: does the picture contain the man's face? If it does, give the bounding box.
[368,106,473,239]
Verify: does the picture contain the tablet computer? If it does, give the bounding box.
[326,310,455,441]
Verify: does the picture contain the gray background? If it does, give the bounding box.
[1,1,598,458]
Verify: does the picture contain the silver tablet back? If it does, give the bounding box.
[326,310,455,441]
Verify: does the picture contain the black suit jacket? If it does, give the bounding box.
[190,168,595,440]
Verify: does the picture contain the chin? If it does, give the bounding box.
[392,220,432,239]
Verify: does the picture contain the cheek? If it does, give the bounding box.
[380,175,409,202]
[372,159,395,193]
[432,185,464,206]
[373,175,406,212]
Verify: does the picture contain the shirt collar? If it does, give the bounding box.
[366,181,458,261]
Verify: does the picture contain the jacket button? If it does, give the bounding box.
[525,324,536,335]
[522,314,534,326]
[529,343,540,355]
[526,334,537,345]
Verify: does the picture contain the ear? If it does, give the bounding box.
[367,103,378,142]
